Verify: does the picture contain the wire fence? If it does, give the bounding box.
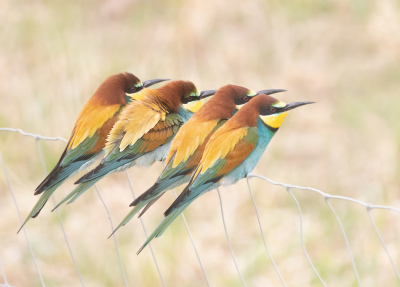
[0,128,399,286]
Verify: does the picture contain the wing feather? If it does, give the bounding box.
[75,113,182,183]
[164,127,258,215]
[35,105,120,194]
[105,101,166,155]
[195,125,250,177]
[69,103,120,149]
[165,119,220,168]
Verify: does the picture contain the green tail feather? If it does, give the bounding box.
[109,201,147,238]
[137,205,187,254]
[18,182,62,233]
[52,179,99,212]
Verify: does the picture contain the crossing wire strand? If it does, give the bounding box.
[246,177,286,286]
[0,255,12,287]
[247,173,400,282]
[35,139,85,287]
[170,188,210,287]
[0,154,45,287]
[217,188,247,287]
[161,157,210,287]
[1,128,400,284]
[0,128,130,286]
[124,171,166,287]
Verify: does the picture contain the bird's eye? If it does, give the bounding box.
[243,96,249,102]
[270,107,277,112]
[130,87,137,92]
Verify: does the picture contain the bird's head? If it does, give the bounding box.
[213,85,287,109]
[122,73,169,97]
[255,94,314,131]
[178,81,217,104]
[150,80,216,112]
[94,72,169,105]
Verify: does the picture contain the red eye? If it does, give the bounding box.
[270,107,277,112]
[243,96,249,101]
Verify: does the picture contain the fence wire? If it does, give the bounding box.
[0,128,399,286]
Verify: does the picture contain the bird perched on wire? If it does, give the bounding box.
[18,72,168,232]
[111,85,285,236]
[137,93,314,253]
[52,80,217,210]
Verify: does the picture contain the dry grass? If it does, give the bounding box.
[1,0,400,286]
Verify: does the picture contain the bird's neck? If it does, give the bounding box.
[194,93,236,121]
[142,89,179,113]
[178,106,194,123]
[151,85,184,113]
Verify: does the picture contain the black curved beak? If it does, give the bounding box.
[257,89,287,95]
[142,78,170,88]
[281,101,315,112]
[199,90,217,100]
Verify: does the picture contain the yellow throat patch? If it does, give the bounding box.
[184,100,203,113]
[260,112,288,129]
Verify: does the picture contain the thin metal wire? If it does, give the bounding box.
[247,174,400,213]
[2,129,400,284]
[92,184,129,287]
[171,188,210,287]
[0,154,45,287]
[325,198,361,286]
[246,178,286,286]
[0,255,12,287]
[0,128,67,142]
[217,188,246,287]
[35,139,85,287]
[124,171,166,287]
[248,173,400,279]
[0,128,128,286]
[160,158,210,286]
[367,209,400,279]
[285,187,326,286]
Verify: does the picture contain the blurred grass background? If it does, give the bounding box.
[1,0,400,286]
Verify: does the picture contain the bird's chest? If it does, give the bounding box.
[220,120,275,185]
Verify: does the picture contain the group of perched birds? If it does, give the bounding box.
[19,72,313,253]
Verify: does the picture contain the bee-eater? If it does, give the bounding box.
[111,85,286,236]
[19,73,168,232]
[137,93,314,254]
[52,81,217,211]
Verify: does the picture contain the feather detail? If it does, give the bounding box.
[69,104,120,149]
[196,125,249,176]
[166,119,220,168]
[164,127,258,218]
[104,93,170,155]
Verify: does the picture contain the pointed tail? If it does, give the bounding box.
[51,178,100,212]
[109,201,148,238]
[18,182,63,233]
[110,182,176,238]
[137,204,188,254]
[131,175,189,217]
[138,195,162,218]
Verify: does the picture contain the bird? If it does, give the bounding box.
[18,72,168,232]
[51,80,217,211]
[137,93,314,254]
[110,85,286,236]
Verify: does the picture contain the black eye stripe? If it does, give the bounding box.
[234,96,252,105]
[260,106,282,116]
[181,96,195,104]
[125,85,143,93]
